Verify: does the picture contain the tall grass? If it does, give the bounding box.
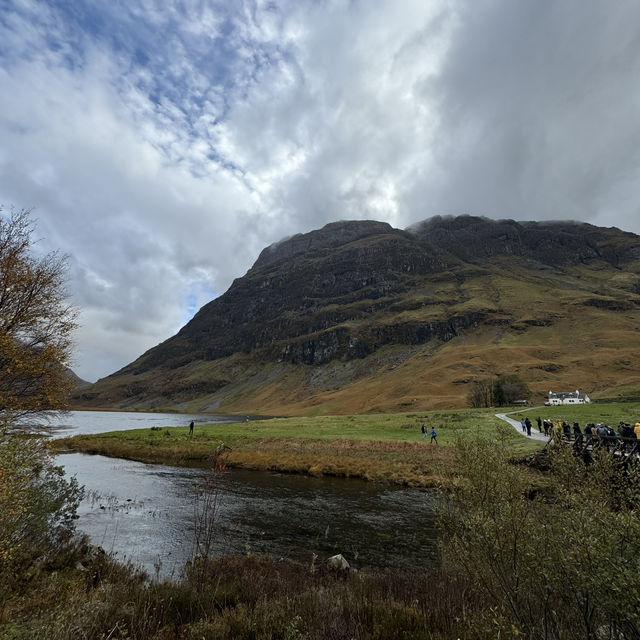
[2,551,482,640]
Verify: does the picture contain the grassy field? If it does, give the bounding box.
[53,408,543,487]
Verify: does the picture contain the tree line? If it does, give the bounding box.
[467,372,532,407]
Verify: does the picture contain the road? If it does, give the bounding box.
[495,410,550,442]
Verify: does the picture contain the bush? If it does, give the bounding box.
[440,431,640,638]
[0,428,83,601]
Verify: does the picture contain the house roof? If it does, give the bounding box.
[548,390,589,399]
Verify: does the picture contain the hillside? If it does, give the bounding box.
[73,216,640,415]
[66,367,92,391]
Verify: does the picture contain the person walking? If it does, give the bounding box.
[520,418,526,433]
[189,420,194,436]
[573,422,583,446]
[430,427,438,444]
[536,416,542,432]
[584,423,593,442]
[525,417,532,436]
[421,424,427,439]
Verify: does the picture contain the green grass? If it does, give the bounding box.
[52,408,543,487]
[55,407,539,448]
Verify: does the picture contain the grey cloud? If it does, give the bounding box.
[403,1,640,231]
[2,0,640,381]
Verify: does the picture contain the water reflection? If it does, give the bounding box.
[49,409,249,438]
[53,411,438,579]
[59,453,438,580]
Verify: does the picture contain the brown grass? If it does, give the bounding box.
[4,551,480,639]
[224,437,458,486]
[57,434,459,487]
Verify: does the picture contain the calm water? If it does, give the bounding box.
[49,409,248,438]
[53,411,438,579]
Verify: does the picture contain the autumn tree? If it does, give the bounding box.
[0,207,76,426]
[467,377,495,408]
[0,207,82,605]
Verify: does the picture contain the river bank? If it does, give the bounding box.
[52,409,542,487]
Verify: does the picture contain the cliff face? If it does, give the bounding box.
[116,221,454,371]
[411,215,640,266]
[74,216,640,414]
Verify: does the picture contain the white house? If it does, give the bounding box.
[547,390,591,405]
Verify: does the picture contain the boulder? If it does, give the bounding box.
[327,553,350,570]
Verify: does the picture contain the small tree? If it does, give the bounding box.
[0,207,76,426]
[468,374,532,407]
[0,207,82,604]
[496,373,531,405]
[467,377,495,408]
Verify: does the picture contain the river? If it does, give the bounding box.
[53,411,439,579]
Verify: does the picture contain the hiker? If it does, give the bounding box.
[430,427,438,444]
[189,420,194,436]
[619,422,631,439]
[572,422,582,446]
[626,423,637,452]
[619,422,635,451]
[536,416,542,432]
[421,424,427,439]
[584,423,593,443]
[525,417,532,436]
[520,418,526,433]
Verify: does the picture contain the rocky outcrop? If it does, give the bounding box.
[251,220,395,271]
[410,215,640,268]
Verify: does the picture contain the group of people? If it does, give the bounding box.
[519,417,534,435]
[421,424,437,444]
[520,415,640,449]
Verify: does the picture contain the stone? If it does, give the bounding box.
[327,553,350,570]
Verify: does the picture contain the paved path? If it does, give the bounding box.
[495,410,550,442]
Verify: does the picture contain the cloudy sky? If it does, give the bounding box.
[1,1,639,382]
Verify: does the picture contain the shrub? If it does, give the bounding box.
[0,428,83,601]
[441,431,640,638]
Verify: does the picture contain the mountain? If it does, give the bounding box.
[66,368,92,391]
[73,215,640,415]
